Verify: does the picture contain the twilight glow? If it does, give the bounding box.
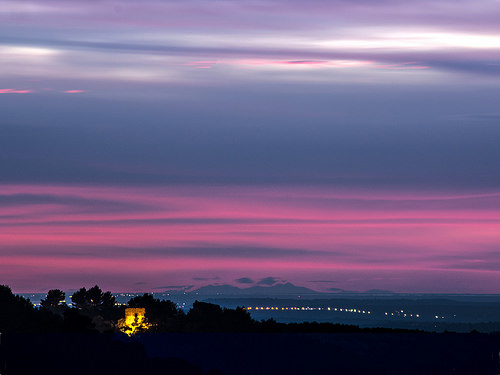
[2,185,500,293]
[1,0,500,293]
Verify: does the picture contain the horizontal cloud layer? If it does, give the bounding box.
[1,0,500,89]
[2,184,500,292]
[2,0,500,294]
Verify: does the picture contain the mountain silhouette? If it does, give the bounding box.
[188,282,321,296]
[158,282,395,297]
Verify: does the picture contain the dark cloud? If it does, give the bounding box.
[0,193,154,213]
[5,32,500,87]
[432,249,500,271]
[450,113,500,122]
[235,277,254,284]
[0,244,334,260]
[441,261,500,271]
[257,277,284,286]
[152,285,194,290]
[308,280,337,283]
[1,217,335,227]
[299,196,500,212]
[7,216,500,229]
[173,247,331,259]
[192,277,220,281]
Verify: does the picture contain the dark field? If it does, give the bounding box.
[2,331,499,375]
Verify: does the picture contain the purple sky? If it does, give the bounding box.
[1,0,500,293]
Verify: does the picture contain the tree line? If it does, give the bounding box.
[2,284,498,375]
[1,284,417,334]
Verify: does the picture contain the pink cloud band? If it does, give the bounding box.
[2,184,500,292]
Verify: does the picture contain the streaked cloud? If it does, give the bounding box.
[2,0,500,294]
[0,88,33,94]
[2,184,500,292]
[1,0,500,87]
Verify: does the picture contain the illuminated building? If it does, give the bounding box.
[117,307,151,336]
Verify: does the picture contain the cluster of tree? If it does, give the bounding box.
[0,284,433,334]
[2,284,499,375]
[128,298,258,333]
[0,284,124,333]
[0,285,61,333]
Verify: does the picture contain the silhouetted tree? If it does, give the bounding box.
[186,301,224,332]
[40,289,67,316]
[0,285,62,332]
[71,286,116,310]
[102,291,116,309]
[70,285,120,328]
[87,285,104,306]
[71,287,88,309]
[185,302,256,332]
[41,289,65,307]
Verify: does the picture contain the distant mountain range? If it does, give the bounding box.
[192,282,319,296]
[159,282,396,297]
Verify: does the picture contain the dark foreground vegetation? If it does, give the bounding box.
[0,285,422,334]
[1,285,499,375]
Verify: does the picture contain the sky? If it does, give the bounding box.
[1,0,500,293]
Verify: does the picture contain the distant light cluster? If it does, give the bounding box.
[244,306,447,320]
[246,306,371,314]
[385,310,420,318]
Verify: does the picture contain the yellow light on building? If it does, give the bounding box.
[117,307,151,336]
